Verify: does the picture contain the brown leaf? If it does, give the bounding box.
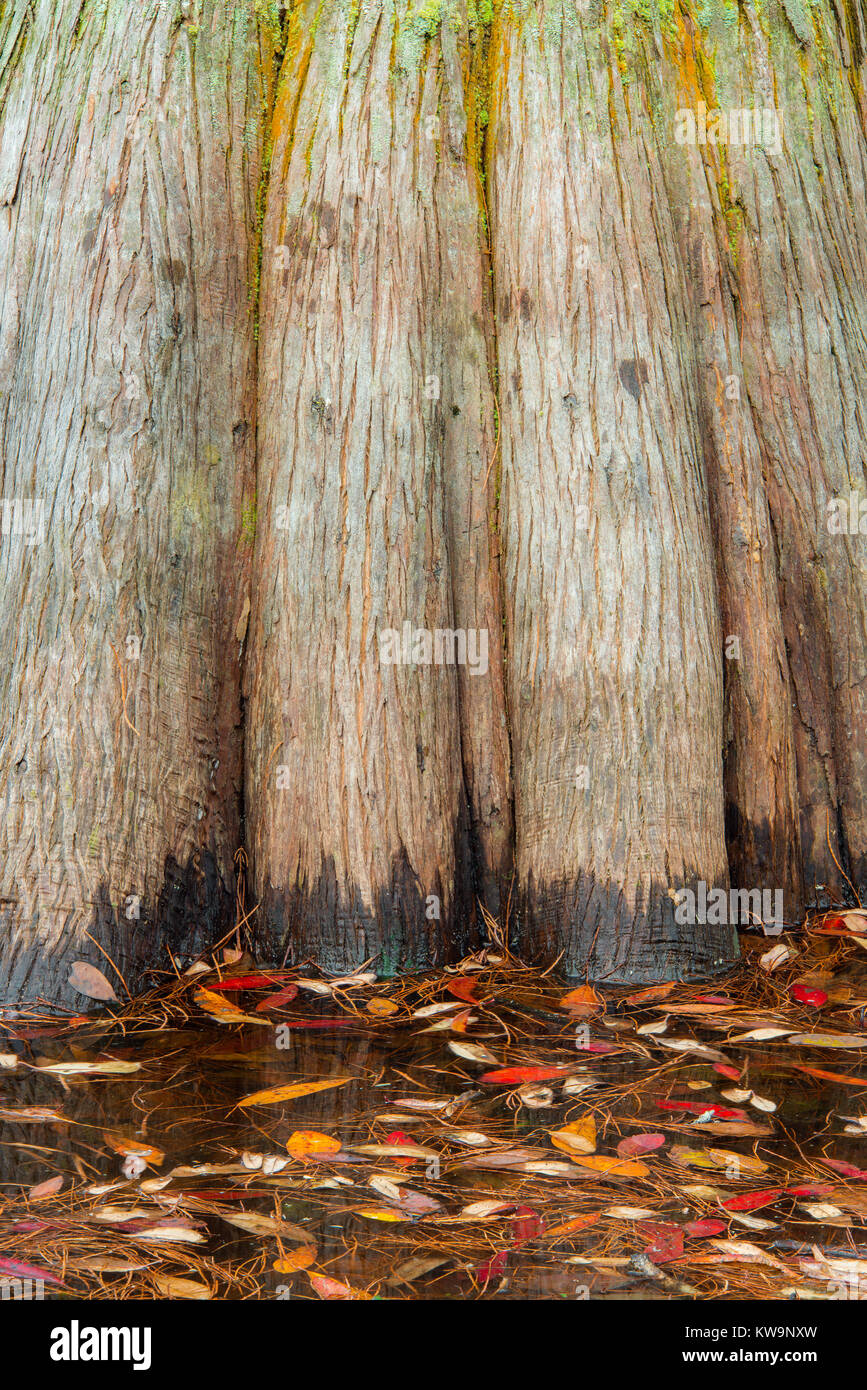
[67,962,118,1002]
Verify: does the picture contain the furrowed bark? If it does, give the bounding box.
[247,0,511,973]
[652,6,803,917]
[489,1,736,980]
[693,0,867,904]
[0,0,262,1003]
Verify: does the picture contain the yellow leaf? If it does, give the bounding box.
[152,1275,212,1299]
[354,1207,408,1222]
[193,987,269,1027]
[669,1145,767,1175]
[550,1117,597,1156]
[238,1077,352,1108]
[567,1154,650,1178]
[285,1130,342,1158]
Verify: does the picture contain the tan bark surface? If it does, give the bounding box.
[246,0,511,973]
[0,0,262,1001]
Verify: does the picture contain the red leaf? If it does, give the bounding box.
[721,1187,784,1212]
[617,1133,666,1157]
[254,984,300,1011]
[510,1206,543,1243]
[657,1100,746,1120]
[479,1066,573,1085]
[684,1219,727,1237]
[476,1250,509,1283]
[820,1158,867,1180]
[385,1130,417,1168]
[714,1064,742,1081]
[786,1184,835,1197]
[447,977,480,1004]
[0,1258,65,1286]
[790,984,828,1007]
[637,1221,684,1262]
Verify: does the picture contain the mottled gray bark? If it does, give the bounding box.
[0,0,262,1003]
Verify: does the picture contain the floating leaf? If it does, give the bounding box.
[308,1273,372,1300]
[721,1188,784,1212]
[193,987,269,1026]
[669,1145,768,1175]
[624,982,677,1006]
[152,1275,212,1299]
[448,1040,499,1065]
[544,1213,600,1237]
[684,1219,727,1237]
[285,1131,342,1158]
[0,1258,64,1286]
[567,1154,650,1178]
[27,1174,64,1200]
[638,1221,683,1262]
[480,1065,573,1085]
[550,1117,597,1156]
[68,961,118,1002]
[617,1133,666,1157]
[447,977,481,1004]
[221,1212,310,1239]
[273,1246,317,1274]
[366,997,399,1017]
[36,1060,141,1076]
[788,1033,867,1048]
[790,984,828,1007]
[560,986,602,1013]
[759,943,796,972]
[238,1077,351,1108]
[794,1064,867,1086]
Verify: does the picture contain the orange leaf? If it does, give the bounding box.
[273,1246,317,1273]
[624,982,677,1006]
[544,1213,601,1238]
[795,1065,867,1087]
[238,1078,351,1108]
[560,986,602,1012]
[447,977,480,1004]
[308,1273,372,1300]
[567,1154,650,1178]
[285,1130,342,1158]
[366,998,399,1017]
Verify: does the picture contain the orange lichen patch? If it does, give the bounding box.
[664,4,718,110]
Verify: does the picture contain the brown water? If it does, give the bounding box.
[2,949,867,1300]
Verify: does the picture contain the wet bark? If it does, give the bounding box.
[0,0,262,1003]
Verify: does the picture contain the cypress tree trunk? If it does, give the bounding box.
[3,0,867,1002]
[0,0,262,1002]
[246,0,512,974]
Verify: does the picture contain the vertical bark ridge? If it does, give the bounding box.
[0,0,262,1003]
[248,0,510,973]
[488,0,735,980]
[664,0,867,904]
